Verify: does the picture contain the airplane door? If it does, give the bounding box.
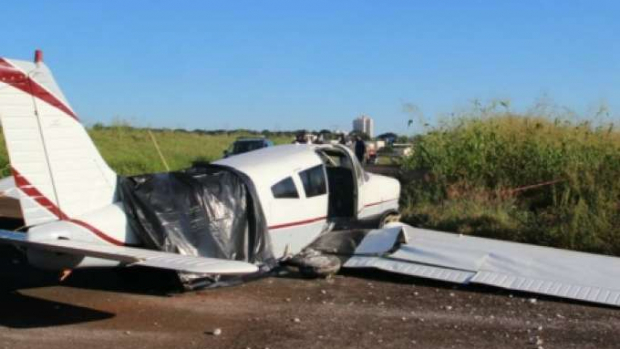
[268,165,329,257]
[333,145,365,218]
[349,151,367,216]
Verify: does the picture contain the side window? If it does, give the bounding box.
[299,165,327,197]
[271,177,299,198]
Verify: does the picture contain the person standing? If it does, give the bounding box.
[354,136,366,163]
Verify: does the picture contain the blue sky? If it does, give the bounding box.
[1,1,618,134]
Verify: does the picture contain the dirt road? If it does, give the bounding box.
[1,245,619,349]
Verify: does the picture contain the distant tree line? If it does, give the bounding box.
[90,122,414,142]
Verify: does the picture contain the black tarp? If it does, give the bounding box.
[118,164,275,288]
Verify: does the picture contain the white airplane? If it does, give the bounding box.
[2,51,620,308]
[0,51,400,277]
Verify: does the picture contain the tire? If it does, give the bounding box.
[379,212,401,228]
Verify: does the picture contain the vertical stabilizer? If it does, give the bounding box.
[0,51,117,226]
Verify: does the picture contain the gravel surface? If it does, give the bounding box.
[1,245,619,349]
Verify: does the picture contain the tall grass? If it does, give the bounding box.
[401,112,620,255]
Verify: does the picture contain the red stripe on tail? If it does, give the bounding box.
[0,58,79,121]
[11,168,124,246]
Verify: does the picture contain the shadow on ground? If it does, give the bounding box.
[0,291,115,328]
[0,244,182,295]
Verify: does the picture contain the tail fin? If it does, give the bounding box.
[0,50,117,226]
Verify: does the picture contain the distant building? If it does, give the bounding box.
[352,115,374,138]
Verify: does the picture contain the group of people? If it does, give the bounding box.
[292,133,367,164]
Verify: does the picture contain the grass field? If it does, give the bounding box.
[0,126,293,178]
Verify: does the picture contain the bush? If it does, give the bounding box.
[401,114,620,255]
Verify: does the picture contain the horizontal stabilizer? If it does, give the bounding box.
[344,224,620,307]
[0,230,258,275]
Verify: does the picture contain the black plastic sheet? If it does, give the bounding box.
[119,164,275,288]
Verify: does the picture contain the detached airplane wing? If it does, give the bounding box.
[0,230,258,275]
[344,224,620,307]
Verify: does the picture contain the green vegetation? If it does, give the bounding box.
[401,109,620,256]
[0,124,293,177]
[91,125,293,175]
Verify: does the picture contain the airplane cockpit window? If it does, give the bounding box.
[318,149,353,170]
[318,148,365,184]
[271,177,299,198]
[299,165,327,197]
[353,155,366,182]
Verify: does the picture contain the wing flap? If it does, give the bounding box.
[0,230,258,275]
[344,224,620,307]
[345,255,475,283]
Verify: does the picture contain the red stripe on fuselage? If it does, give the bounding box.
[363,198,398,208]
[11,168,124,246]
[0,58,79,121]
[268,216,327,230]
[67,219,124,246]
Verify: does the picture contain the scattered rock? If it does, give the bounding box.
[210,328,222,336]
[529,298,538,304]
[293,317,301,323]
[124,331,131,335]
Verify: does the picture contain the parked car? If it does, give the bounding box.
[224,137,274,158]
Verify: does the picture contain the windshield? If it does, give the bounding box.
[233,140,265,154]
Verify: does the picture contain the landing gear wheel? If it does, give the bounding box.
[379,212,401,228]
[287,249,342,278]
